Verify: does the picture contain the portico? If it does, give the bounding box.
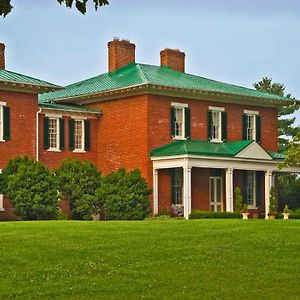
[151,140,300,219]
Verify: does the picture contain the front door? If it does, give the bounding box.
[210,177,223,212]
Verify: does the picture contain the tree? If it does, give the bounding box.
[234,186,242,213]
[254,77,299,152]
[254,77,300,209]
[98,168,151,220]
[0,0,109,18]
[1,156,59,220]
[282,131,300,167]
[56,158,102,220]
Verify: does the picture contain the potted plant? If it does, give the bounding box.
[241,203,249,220]
[268,186,276,220]
[283,205,290,220]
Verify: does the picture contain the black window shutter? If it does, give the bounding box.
[242,114,247,140]
[185,107,191,139]
[69,119,75,150]
[170,107,175,137]
[221,111,227,141]
[256,171,261,207]
[242,171,248,206]
[43,117,49,150]
[59,118,65,151]
[3,106,10,141]
[208,110,212,140]
[84,120,91,151]
[256,115,261,144]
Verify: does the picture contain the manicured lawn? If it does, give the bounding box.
[1,220,300,299]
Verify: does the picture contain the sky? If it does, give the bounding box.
[1,0,300,122]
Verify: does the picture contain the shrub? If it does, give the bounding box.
[234,186,242,213]
[290,209,300,219]
[269,186,276,214]
[189,210,241,219]
[98,168,151,220]
[56,159,102,220]
[2,156,59,220]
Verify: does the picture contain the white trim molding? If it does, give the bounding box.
[171,102,189,108]
[244,109,259,115]
[209,106,225,112]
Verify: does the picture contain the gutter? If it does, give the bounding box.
[36,108,42,161]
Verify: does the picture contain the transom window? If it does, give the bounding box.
[246,114,256,140]
[171,168,183,205]
[174,107,184,138]
[211,111,221,141]
[48,118,59,150]
[246,171,256,207]
[74,120,84,151]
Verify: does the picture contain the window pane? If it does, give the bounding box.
[212,111,220,140]
[175,108,184,137]
[49,118,58,148]
[172,168,183,205]
[74,120,83,150]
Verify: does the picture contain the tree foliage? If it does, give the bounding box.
[98,168,151,220]
[254,77,300,152]
[56,159,102,220]
[1,156,59,220]
[0,0,109,18]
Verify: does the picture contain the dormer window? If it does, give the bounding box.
[208,107,227,142]
[170,103,190,140]
[243,110,261,143]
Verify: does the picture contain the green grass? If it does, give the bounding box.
[1,220,300,299]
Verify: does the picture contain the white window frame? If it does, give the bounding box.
[246,114,256,141]
[73,119,85,153]
[171,168,183,205]
[47,117,60,152]
[171,102,188,140]
[0,101,7,142]
[246,171,257,209]
[211,110,222,142]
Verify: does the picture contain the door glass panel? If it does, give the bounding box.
[210,177,222,212]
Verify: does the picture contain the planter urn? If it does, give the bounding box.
[283,212,290,220]
[241,212,249,220]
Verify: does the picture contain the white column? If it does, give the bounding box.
[264,170,273,219]
[153,169,158,215]
[183,167,192,219]
[225,168,234,212]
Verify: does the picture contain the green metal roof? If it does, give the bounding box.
[150,140,254,158]
[39,63,292,103]
[38,101,102,114]
[267,150,285,160]
[0,69,60,88]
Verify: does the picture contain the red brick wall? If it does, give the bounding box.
[0,90,38,169]
[88,95,149,180]
[0,196,19,221]
[191,168,210,211]
[38,115,98,170]
[157,169,171,211]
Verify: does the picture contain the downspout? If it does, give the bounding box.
[36,108,42,161]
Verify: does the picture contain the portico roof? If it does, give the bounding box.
[150,140,281,161]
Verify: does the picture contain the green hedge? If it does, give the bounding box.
[289,209,300,219]
[189,210,241,219]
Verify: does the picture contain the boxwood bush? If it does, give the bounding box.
[189,210,241,219]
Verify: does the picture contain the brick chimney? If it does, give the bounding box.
[108,38,135,72]
[0,43,5,69]
[160,48,185,72]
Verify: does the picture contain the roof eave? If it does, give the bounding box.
[45,83,296,107]
[0,80,63,94]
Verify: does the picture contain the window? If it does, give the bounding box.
[170,103,190,140]
[44,116,64,151]
[246,114,256,140]
[208,107,226,142]
[246,171,256,207]
[175,107,184,138]
[171,168,183,205]
[242,111,261,143]
[74,120,84,151]
[69,119,90,152]
[211,111,221,141]
[48,118,59,150]
[0,102,10,142]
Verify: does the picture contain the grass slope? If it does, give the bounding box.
[0,220,300,299]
